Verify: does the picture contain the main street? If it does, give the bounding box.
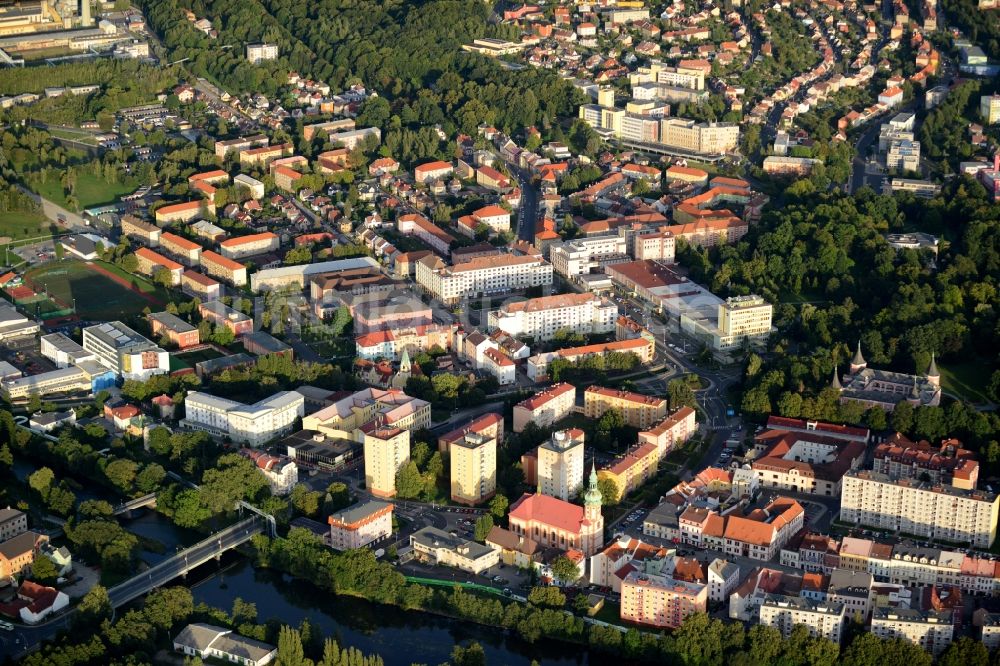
[511,165,540,242]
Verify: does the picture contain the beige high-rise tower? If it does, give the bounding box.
[537,429,585,501]
[364,426,410,498]
[449,431,497,506]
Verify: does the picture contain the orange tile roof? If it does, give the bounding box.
[414,160,453,174]
[516,382,574,410]
[473,204,510,218]
[160,231,201,251]
[201,250,245,271]
[503,292,596,313]
[509,492,586,534]
[586,385,666,407]
[451,253,542,273]
[558,337,650,359]
[666,165,710,179]
[157,200,202,215]
[484,347,514,366]
[136,247,182,271]
[219,232,278,248]
[643,406,696,436]
[188,169,228,182]
[724,515,776,546]
[182,270,220,287]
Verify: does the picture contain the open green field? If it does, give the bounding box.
[0,210,56,245]
[940,361,994,404]
[23,260,164,321]
[47,127,99,146]
[32,172,138,212]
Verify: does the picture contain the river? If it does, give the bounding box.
[125,510,592,665]
[14,456,593,664]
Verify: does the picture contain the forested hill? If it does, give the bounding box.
[138,0,583,141]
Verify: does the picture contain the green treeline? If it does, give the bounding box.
[253,527,991,666]
[137,0,584,146]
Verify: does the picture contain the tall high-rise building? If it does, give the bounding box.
[450,431,497,506]
[364,427,411,498]
[537,429,585,501]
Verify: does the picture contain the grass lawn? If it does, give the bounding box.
[0,210,56,245]
[24,260,164,321]
[939,361,994,404]
[171,347,224,371]
[48,127,99,146]
[33,171,139,212]
[591,600,624,626]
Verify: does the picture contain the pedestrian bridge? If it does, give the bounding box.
[112,493,157,516]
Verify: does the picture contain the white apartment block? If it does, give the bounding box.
[364,426,410,499]
[246,43,278,63]
[415,254,553,305]
[680,294,773,352]
[550,235,628,278]
[886,139,921,173]
[327,500,393,551]
[982,94,1000,124]
[658,118,739,156]
[878,126,915,152]
[488,292,616,341]
[707,559,741,603]
[871,608,954,656]
[410,526,500,575]
[82,321,169,381]
[537,429,585,501]
[182,391,305,446]
[512,382,576,433]
[620,113,661,143]
[759,595,847,644]
[840,470,1000,548]
[482,348,515,385]
[656,66,705,90]
[633,231,676,262]
[241,449,298,496]
[40,333,95,368]
[450,431,497,506]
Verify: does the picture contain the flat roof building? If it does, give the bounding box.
[82,321,168,381]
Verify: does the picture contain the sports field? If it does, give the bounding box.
[23,260,165,321]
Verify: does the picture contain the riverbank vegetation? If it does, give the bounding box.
[249,527,983,665]
[21,585,390,666]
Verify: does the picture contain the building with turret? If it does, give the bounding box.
[834,342,941,412]
[508,466,605,556]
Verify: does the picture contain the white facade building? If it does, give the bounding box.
[415,254,553,305]
[759,594,847,644]
[871,608,954,656]
[40,333,95,368]
[840,470,1000,548]
[488,292,616,341]
[328,500,393,550]
[537,429,585,501]
[246,43,279,63]
[82,321,169,381]
[182,391,305,446]
[549,235,628,278]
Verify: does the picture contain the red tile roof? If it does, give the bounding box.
[509,492,586,533]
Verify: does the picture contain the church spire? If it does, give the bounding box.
[850,340,867,373]
[831,365,842,390]
[926,352,940,388]
[584,462,602,507]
